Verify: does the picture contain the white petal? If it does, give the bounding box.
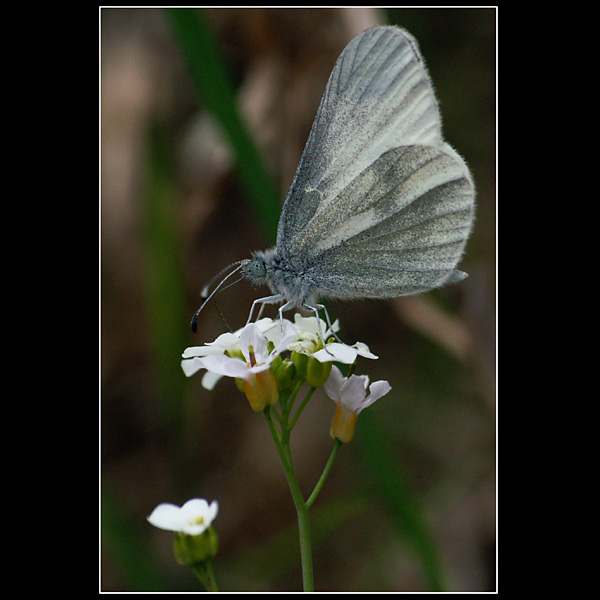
[246,362,275,374]
[206,500,219,522]
[147,503,184,532]
[180,498,218,535]
[182,333,240,360]
[201,370,222,390]
[324,365,345,402]
[239,323,269,362]
[181,346,226,359]
[293,314,321,335]
[264,318,295,345]
[353,342,378,360]
[255,317,278,333]
[209,332,241,349]
[312,343,357,364]
[181,357,205,377]
[288,339,317,354]
[275,321,300,354]
[181,499,210,523]
[339,375,369,412]
[182,346,208,358]
[325,319,341,337]
[201,354,250,379]
[359,380,392,412]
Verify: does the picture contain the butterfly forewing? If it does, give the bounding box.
[277,26,445,256]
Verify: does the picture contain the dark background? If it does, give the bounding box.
[101,7,496,592]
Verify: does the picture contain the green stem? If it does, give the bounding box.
[264,386,343,591]
[264,408,288,468]
[295,501,314,592]
[284,379,305,415]
[264,404,315,591]
[289,386,316,430]
[306,439,342,509]
[190,559,219,592]
[205,559,218,592]
[280,449,314,592]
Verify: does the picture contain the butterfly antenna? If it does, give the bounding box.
[200,260,246,300]
[190,261,247,333]
[214,301,232,333]
[212,274,247,333]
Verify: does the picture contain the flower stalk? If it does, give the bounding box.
[264,404,315,591]
[306,438,342,509]
[175,314,391,591]
[190,559,218,592]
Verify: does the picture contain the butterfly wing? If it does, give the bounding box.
[277,25,444,251]
[302,143,474,298]
[276,25,474,299]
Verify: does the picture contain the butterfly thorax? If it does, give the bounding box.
[242,248,316,308]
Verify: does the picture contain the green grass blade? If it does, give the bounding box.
[360,410,446,591]
[142,121,188,431]
[165,8,280,241]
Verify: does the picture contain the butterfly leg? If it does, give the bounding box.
[303,303,343,353]
[276,300,296,334]
[256,302,267,320]
[247,294,284,325]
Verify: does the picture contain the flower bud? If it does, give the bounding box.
[274,359,297,393]
[291,351,308,379]
[329,404,357,444]
[306,356,332,388]
[173,526,218,566]
[269,353,283,374]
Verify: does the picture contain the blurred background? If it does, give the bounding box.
[101,7,496,592]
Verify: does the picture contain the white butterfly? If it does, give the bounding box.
[192,26,475,335]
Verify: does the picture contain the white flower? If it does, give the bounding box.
[147,499,219,536]
[181,313,380,392]
[325,365,391,443]
[181,331,240,380]
[288,314,378,365]
[311,343,367,364]
[181,318,291,389]
[312,339,379,364]
[189,321,299,411]
[288,314,339,350]
[199,320,297,382]
[352,342,379,360]
[325,365,391,412]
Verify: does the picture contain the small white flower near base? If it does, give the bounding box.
[147,498,219,536]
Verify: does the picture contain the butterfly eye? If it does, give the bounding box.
[242,257,267,284]
[249,260,266,277]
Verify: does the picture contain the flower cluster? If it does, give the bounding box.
[181,314,391,441]
[149,314,392,587]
